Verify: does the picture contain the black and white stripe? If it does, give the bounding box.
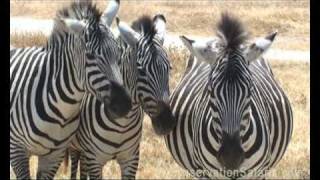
[164,13,293,179]
[10,1,130,179]
[66,14,176,179]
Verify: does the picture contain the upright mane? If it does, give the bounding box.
[45,1,102,50]
[131,15,157,40]
[57,1,101,22]
[215,12,250,79]
[216,12,248,50]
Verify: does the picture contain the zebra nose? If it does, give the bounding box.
[107,81,132,118]
[150,101,177,135]
[217,131,244,170]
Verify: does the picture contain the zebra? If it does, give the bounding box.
[164,13,293,179]
[10,1,131,179]
[65,14,176,179]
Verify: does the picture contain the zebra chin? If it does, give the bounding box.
[150,101,177,135]
[102,81,132,118]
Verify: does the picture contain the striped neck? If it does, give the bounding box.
[42,33,87,123]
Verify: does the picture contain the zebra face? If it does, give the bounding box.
[60,0,131,117]
[209,15,277,171]
[136,43,175,135]
[82,0,132,118]
[135,33,175,135]
[83,52,131,118]
[59,0,131,117]
[205,50,252,172]
[206,31,278,143]
[83,33,131,116]
[83,25,132,117]
[117,15,177,135]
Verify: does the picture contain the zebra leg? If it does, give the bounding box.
[10,144,31,179]
[36,150,65,179]
[69,149,81,179]
[79,153,89,180]
[118,150,140,180]
[86,159,103,180]
[80,153,102,179]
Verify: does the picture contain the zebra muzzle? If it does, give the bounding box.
[217,131,245,170]
[105,81,132,118]
[150,101,177,135]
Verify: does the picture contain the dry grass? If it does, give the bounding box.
[10,0,310,50]
[10,31,309,179]
[10,32,47,47]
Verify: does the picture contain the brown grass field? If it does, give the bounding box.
[10,0,309,50]
[10,0,310,179]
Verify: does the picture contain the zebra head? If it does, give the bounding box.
[180,13,276,170]
[117,15,176,135]
[59,0,132,118]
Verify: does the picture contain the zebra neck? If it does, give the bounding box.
[42,35,85,123]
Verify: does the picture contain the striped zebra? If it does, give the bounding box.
[10,1,131,179]
[65,15,176,179]
[164,13,293,179]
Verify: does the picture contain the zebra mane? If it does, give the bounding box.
[46,1,101,50]
[57,1,101,23]
[131,15,157,40]
[216,12,248,50]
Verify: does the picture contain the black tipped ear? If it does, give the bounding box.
[153,14,167,44]
[153,14,166,23]
[265,31,277,41]
[245,31,277,62]
[117,18,141,47]
[179,35,195,54]
[180,35,194,44]
[116,16,120,26]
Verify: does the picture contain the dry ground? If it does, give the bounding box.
[10,0,310,50]
[10,0,310,179]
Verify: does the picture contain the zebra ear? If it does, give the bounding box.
[153,14,166,44]
[180,35,220,64]
[101,0,120,27]
[116,17,141,47]
[61,18,87,35]
[245,31,277,62]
